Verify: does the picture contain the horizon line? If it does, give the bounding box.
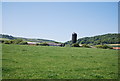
[1,32,118,42]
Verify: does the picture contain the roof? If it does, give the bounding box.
[72,32,77,35]
[47,43,61,46]
[112,47,120,50]
[27,42,37,44]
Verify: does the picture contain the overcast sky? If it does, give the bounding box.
[2,2,118,42]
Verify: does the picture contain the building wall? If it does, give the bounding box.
[112,47,120,50]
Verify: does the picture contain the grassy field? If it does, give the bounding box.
[2,44,118,79]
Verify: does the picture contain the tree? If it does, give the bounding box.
[0,40,4,43]
[4,40,11,44]
[95,45,112,49]
[19,41,27,45]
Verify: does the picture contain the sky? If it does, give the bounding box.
[1,0,120,2]
[2,2,118,42]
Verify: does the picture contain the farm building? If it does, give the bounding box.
[47,43,62,46]
[27,42,37,45]
[112,46,120,50]
[112,47,120,50]
[72,32,77,44]
[109,44,120,50]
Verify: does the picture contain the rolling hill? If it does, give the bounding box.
[0,33,119,45]
[65,33,120,45]
[0,34,60,43]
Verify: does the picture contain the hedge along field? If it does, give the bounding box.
[2,44,118,79]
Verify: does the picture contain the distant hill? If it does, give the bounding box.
[1,33,119,45]
[65,33,120,45]
[0,34,60,43]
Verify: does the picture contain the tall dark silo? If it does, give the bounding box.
[72,32,77,43]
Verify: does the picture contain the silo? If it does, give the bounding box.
[72,32,77,43]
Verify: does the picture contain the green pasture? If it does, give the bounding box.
[0,38,9,40]
[2,44,118,79]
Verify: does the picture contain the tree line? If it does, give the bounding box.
[0,34,15,39]
[65,33,120,45]
[1,33,119,46]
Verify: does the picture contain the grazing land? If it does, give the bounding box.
[2,44,118,79]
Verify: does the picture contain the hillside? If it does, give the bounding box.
[65,33,120,45]
[0,34,59,43]
[1,33,119,45]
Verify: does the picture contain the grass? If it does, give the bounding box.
[0,38,9,40]
[2,44,118,79]
[0,44,2,80]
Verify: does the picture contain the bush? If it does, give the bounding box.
[82,44,91,48]
[3,40,11,44]
[3,39,27,45]
[0,40,4,43]
[19,41,27,45]
[71,43,80,47]
[9,40,16,44]
[95,45,112,49]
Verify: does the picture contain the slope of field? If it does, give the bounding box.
[2,44,118,79]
